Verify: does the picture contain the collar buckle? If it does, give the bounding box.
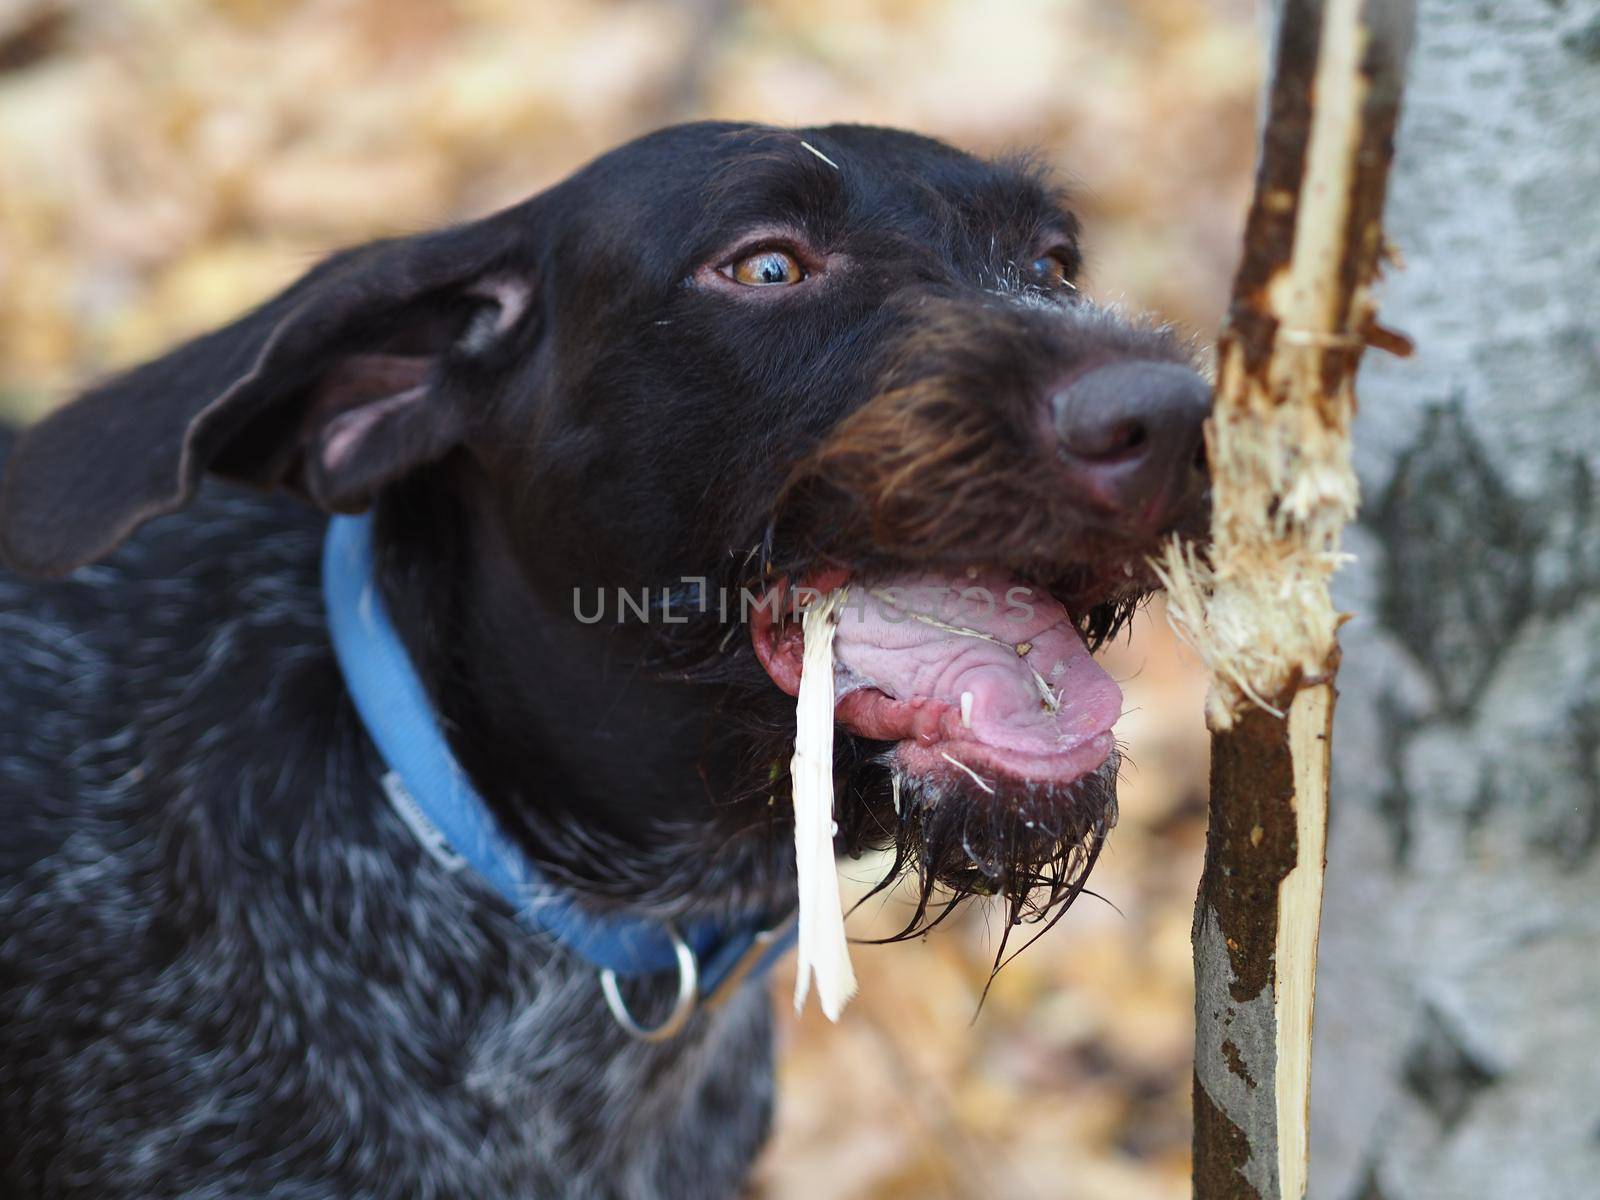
[703,912,798,1012]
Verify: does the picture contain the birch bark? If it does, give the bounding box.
[1311,3,1600,1198]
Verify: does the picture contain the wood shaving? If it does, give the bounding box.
[790,590,857,1020]
[867,588,1006,646]
[938,751,995,795]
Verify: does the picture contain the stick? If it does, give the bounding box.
[1153,2,1415,1196]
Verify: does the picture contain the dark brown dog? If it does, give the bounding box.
[0,122,1207,1198]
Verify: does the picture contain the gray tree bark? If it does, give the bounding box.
[1310,3,1600,1198]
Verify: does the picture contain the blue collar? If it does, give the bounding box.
[322,513,795,1039]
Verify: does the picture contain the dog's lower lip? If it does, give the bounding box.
[832,688,1117,788]
[895,730,1117,788]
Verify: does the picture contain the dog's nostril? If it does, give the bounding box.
[1056,409,1152,463]
[1095,419,1148,458]
[1056,405,1155,465]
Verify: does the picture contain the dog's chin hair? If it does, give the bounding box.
[839,750,1120,985]
[1075,595,1142,652]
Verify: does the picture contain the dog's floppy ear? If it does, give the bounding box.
[0,218,534,577]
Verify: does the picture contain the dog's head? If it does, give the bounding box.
[0,122,1209,938]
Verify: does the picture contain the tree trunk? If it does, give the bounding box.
[1167,3,1414,1196]
[1310,3,1600,1198]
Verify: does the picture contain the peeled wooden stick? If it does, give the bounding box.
[790,590,857,1020]
[1152,2,1414,1196]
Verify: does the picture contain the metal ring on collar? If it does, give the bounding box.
[599,924,698,1042]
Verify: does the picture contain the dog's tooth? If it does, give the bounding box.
[1015,640,1032,656]
[960,691,973,728]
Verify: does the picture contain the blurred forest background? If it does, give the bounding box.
[0,1,1260,1196]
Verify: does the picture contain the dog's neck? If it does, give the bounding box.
[368,469,791,921]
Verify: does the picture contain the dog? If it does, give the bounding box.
[0,121,1209,1198]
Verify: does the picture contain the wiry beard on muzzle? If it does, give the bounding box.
[836,749,1121,998]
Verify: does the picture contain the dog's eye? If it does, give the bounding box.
[727,248,805,287]
[1029,251,1075,289]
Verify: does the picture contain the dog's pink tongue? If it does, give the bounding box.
[830,572,1122,758]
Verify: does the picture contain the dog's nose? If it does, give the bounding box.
[1052,361,1211,532]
